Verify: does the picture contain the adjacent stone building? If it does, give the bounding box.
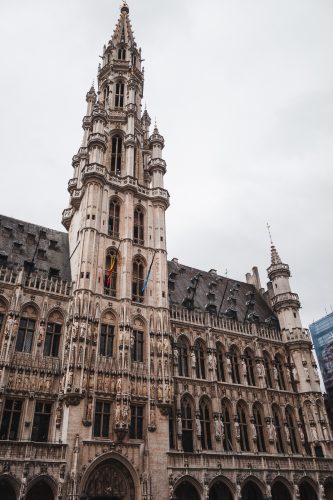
[0,3,333,500]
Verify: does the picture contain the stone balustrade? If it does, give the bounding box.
[0,441,67,461]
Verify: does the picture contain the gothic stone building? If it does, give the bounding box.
[0,4,333,500]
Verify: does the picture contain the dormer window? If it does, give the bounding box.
[115,83,124,108]
[117,48,126,60]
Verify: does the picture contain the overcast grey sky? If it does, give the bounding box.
[0,0,332,327]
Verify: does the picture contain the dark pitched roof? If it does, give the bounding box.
[167,260,277,327]
[0,215,71,281]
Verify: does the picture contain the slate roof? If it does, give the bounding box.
[0,215,71,281]
[167,260,278,327]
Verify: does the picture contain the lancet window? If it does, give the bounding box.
[117,47,126,60]
[131,329,144,362]
[115,82,125,108]
[44,312,63,358]
[16,306,38,353]
[108,199,120,237]
[275,354,286,390]
[100,324,115,357]
[194,340,206,379]
[244,348,256,386]
[221,399,233,451]
[177,337,189,377]
[199,399,212,450]
[237,402,250,452]
[253,403,266,452]
[110,136,122,175]
[133,207,144,245]
[93,401,110,438]
[285,406,299,454]
[272,405,285,453]
[263,351,273,388]
[229,346,241,384]
[129,405,143,439]
[181,397,194,453]
[216,343,226,382]
[104,248,118,297]
[132,256,144,303]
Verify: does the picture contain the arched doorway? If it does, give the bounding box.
[83,459,135,500]
[299,481,318,500]
[209,480,233,500]
[325,481,333,500]
[0,478,16,500]
[271,481,292,500]
[174,481,200,500]
[26,479,54,500]
[241,481,264,500]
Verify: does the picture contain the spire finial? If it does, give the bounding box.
[120,0,129,13]
[266,222,273,245]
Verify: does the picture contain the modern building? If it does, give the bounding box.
[0,3,333,500]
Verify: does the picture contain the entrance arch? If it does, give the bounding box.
[209,480,233,500]
[173,480,200,500]
[271,481,292,500]
[0,477,17,500]
[25,479,54,500]
[82,458,135,500]
[241,480,264,500]
[325,480,333,500]
[299,480,318,500]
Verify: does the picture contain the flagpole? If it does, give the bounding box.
[142,249,157,294]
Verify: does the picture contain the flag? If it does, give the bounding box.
[106,241,121,286]
[141,250,157,294]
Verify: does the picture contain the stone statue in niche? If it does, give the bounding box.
[37,323,45,346]
[177,415,182,435]
[157,337,162,355]
[196,415,201,436]
[191,351,196,368]
[163,337,170,354]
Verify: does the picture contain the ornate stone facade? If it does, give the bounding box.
[0,3,333,500]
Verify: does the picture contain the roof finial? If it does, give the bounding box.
[120,0,129,13]
[266,222,273,245]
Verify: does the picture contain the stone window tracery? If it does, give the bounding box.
[117,47,126,60]
[216,343,226,382]
[221,399,233,451]
[244,348,256,386]
[108,199,120,237]
[237,402,250,452]
[133,207,144,245]
[132,256,145,303]
[93,401,111,438]
[132,329,144,362]
[100,324,115,357]
[44,311,63,357]
[229,346,241,384]
[15,306,38,353]
[177,336,189,377]
[115,82,125,108]
[275,353,286,390]
[253,403,266,452]
[263,351,273,388]
[181,397,194,452]
[110,135,123,175]
[194,340,206,379]
[285,406,299,454]
[199,398,212,450]
[272,404,286,453]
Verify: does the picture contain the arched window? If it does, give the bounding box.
[115,82,125,108]
[0,300,7,335]
[132,256,144,303]
[108,199,120,238]
[216,343,225,382]
[272,404,286,453]
[263,351,273,388]
[229,346,241,384]
[131,318,144,362]
[285,406,299,454]
[199,399,212,450]
[100,312,116,358]
[117,47,126,60]
[181,397,194,452]
[44,310,63,357]
[133,207,144,245]
[244,348,256,386]
[16,305,38,353]
[178,337,189,377]
[111,136,123,175]
[237,402,250,451]
[275,354,286,390]
[253,403,266,452]
[104,248,118,297]
[221,399,233,451]
[194,340,206,379]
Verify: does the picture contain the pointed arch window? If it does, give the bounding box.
[100,324,115,357]
[131,329,144,362]
[0,313,5,335]
[273,405,285,453]
[16,307,38,353]
[194,340,206,379]
[216,343,225,382]
[178,337,189,377]
[275,354,286,390]
[221,399,233,451]
[244,349,256,386]
[285,407,299,454]
[44,320,62,357]
[237,403,250,451]
[111,135,123,175]
[104,248,118,297]
[253,403,266,452]
[199,399,212,450]
[181,397,194,452]
[229,347,241,384]
[117,47,126,60]
[263,351,273,388]
[115,82,125,108]
[132,256,144,303]
[133,207,144,245]
[108,199,120,237]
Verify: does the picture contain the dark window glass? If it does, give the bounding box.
[244,350,256,386]
[264,352,273,388]
[216,344,225,382]
[93,401,110,438]
[0,399,22,440]
[117,47,126,60]
[0,313,4,333]
[286,407,299,454]
[195,342,206,379]
[133,208,144,245]
[31,401,52,442]
[129,405,143,439]
[178,338,189,377]
[237,404,250,451]
[273,407,285,453]
[221,401,233,451]
[132,330,144,362]
[200,400,212,450]
[275,355,286,390]
[181,398,193,452]
[229,348,240,384]
[104,249,118,297]
[44,322,61,357]
[132,257,144,303]
[108,199,120,236]
[111,137,122,176]
[253,404,266,452]
[169,414,175,449]
[115,83,125,108]
[16,318,35,353]
[100,324,115,357]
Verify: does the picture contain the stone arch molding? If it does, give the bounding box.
[79,452,141,500]
[171,474,203,497]
[25,473,58,498]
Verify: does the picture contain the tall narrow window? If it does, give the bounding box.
[275,354,286,390]
[133,207,144,245]
[229,347,241,384]
[130,405,143,439]
[31,401,52,442]
[0,399,22,440]
[244,349,256,386]
[263,352,273,388]
[108,199,120,237]
[117,47,126,60]
[285,407,299,454]
[216,344,225,382]
[16,317,35,353]
[194,340,206,379]
[44,322,61,357]
[273,405,285,453]
[0,312,4,334]
[199,399,212,450]
[221,400,233,451]
[110,136,122,175]
[115,82,125,108]
[100,324,115,357]
[93,401,110,438]
[253,403,266,452]
[181,398,193,452]
[104,249,118,297]
[132,329,144,362]
[237,403,250,452]
[178,337,189,377]
[132,257,144,303]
